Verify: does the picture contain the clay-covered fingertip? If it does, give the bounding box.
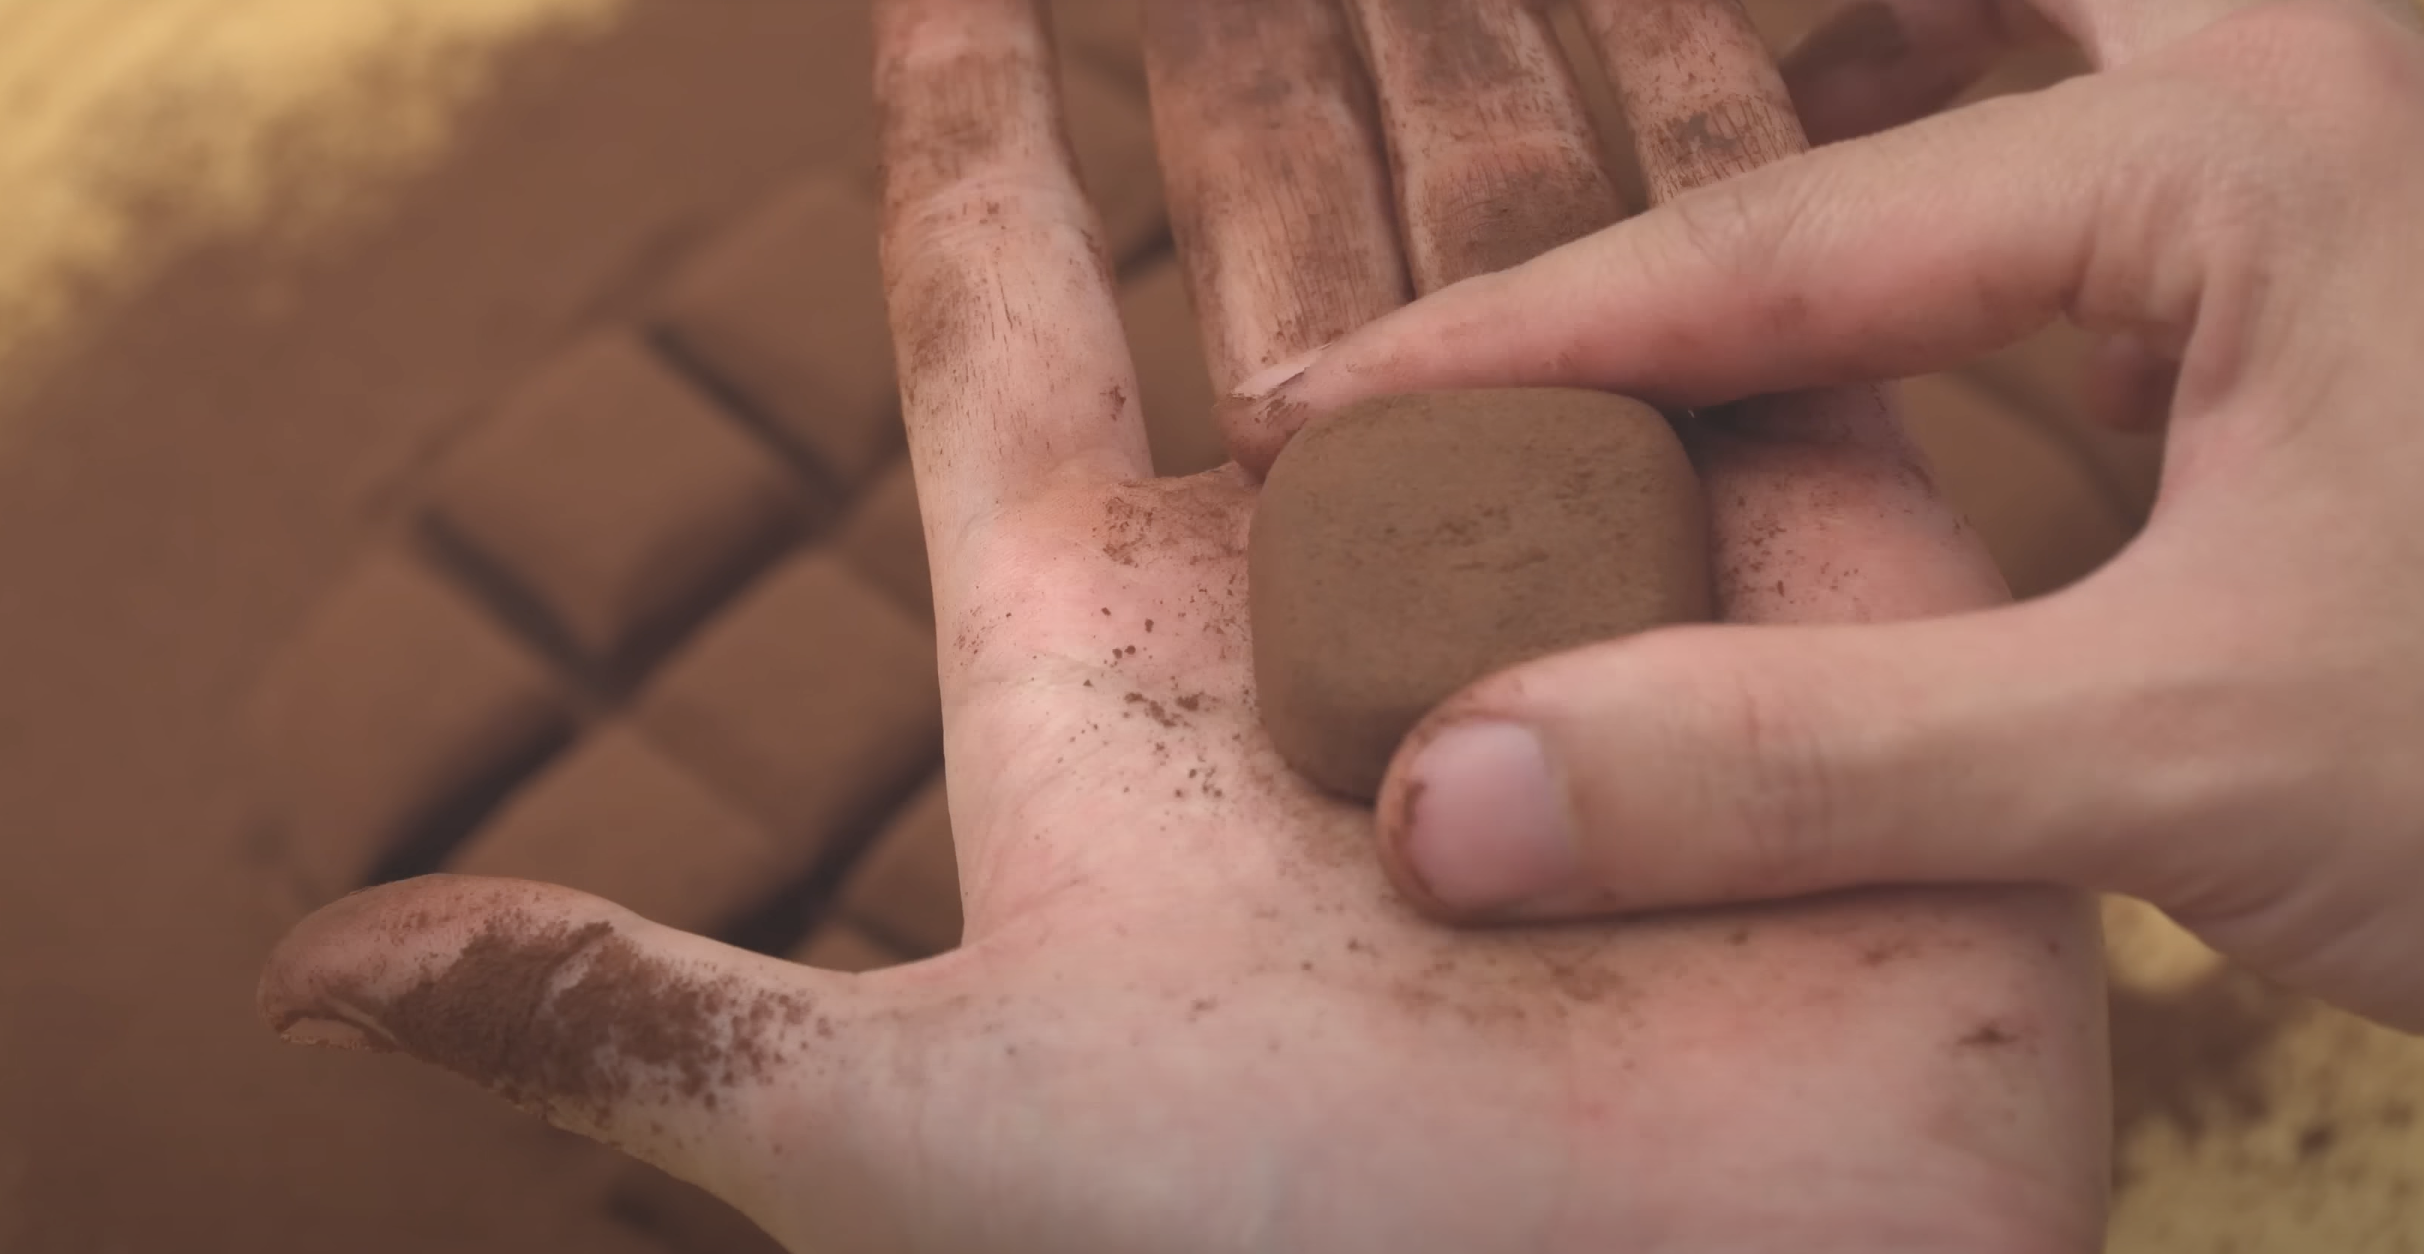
[255,875,533,1051]
[270,1014,391,1053]
[1214,395,1298,481]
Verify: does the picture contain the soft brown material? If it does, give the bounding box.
[1251,388,1710,799]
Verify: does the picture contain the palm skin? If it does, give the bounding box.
[799,466,2104,1253]
[258,1,2112,1251]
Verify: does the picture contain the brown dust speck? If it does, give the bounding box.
[1957,1020,2020,1049]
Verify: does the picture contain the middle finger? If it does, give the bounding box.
[1574,0,2010,620]
[1345,0,1627,290]
[1143,0,1410,430]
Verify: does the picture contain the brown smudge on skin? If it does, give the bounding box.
[1860,937,1922,967]
[888,260,995,428]
[1230,390,1311,479]
[1093,476,1252,571]
[1534,946,1627,1004]
[1371,0,1526,99]
[1579,0,1805,203]
[1642,96,1800,196]
[1361,927,1650,1035]
[262,880,809,1131]
[1355,0,1623,291]
[1123,691,1182,728]
[1958,1019,2021,1049]
[875,25,1076,212]
[1417,161,1621,288]
[1662,103,1749,167]
[878,26,1098,471]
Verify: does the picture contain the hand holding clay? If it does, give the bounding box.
[255,2,2114,1250]
[1235,0,2424,1033]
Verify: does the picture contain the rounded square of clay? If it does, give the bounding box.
[1250,389,1710,800]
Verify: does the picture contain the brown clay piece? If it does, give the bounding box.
[1250,388,1710,799]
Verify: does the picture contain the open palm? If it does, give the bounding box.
[260,2,2110,1251]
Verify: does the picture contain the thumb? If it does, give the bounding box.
[258,875,900,1244]
[1371,604,2162,923]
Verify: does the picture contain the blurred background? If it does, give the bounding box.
[0,2,2416,1251]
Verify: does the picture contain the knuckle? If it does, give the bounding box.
[2093,0,2424,321]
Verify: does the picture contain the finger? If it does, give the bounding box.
[1142,0,1409,399]
[1343,0,1627,291]
[1573,0,1809,205]
[877,0,1150,556]
[1781,0,2050,145]
[259,876,890,1239]
[1367,601,2187,923]
[1576,0,2007,624]
[1211,0,1625,468]
[1227,80,2189,429]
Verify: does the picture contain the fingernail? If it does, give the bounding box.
[1397,722,1579,915]
[1228,343,1327,404]
[274,1014,389,1052]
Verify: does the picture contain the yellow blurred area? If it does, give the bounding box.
[0,0,622,420]
[2104,899,2424,1253]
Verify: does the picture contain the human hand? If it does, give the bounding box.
[253,2,2110,1250]
[1232,0,2424,1033]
